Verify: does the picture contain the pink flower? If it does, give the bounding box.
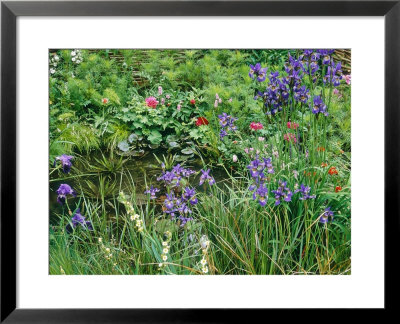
[214,100,218,108]
[250,122,263,130]
[177,104,181,111]
[232,154,238,162]
[244,148,249,154]
[215,93,219,99]
[161,98,165,105]
[218,98,222,104]
[258,137,265,142]
[145,96,159,108]
[333,88,343,98]
[158,86,163,95]
[344,74,351,85]
[284,133,297,143]
[228,98,233,103]
[287,121,299,130]
[102,98,109,104]
[166,94,170,99]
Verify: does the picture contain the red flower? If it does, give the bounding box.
[196,117,209,126]
[190,99,196,105]
[250,122,263,130]
[321,162,328,168]
[335,186,342,192]
[145,96,159,108]
[102,98,109,104]
[287,121,299,129]
[317,147,325,152]
[328,166,338,175]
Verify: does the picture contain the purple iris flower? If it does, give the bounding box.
[183,187,198,205]
[256,73,291,115]
[323,60,343,86]
[252,183,269,207]
[247,156,274,179]
[294,85,310,104]
[66,208,92,233]
[54,154,74,173]
[318,49,335,65]
[263,157,275,174]
[320,207,334,223]
[164,193,176,211]
[218,112,238,139]
[311,95,328,116]
[178,215,193,227]
[199,169,215,186]
[249,63,268,82]
[295,184,316,200]
[72,208,93,229]
[271,180,293,206]
[144,185,160,199]
[56,184,76,205]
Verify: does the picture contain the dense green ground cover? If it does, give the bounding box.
[49,49,351,275]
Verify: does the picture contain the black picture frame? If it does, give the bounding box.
[1,0,398,322]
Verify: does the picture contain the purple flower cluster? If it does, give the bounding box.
[299,50,321,83]
[157,164,215,226]
[56,183,76,205]
[284,54,304,84]
[247,156,274,179]
[271,180,293,206]
[249,63,268,82]
[320,207,334,223]
[157,164,195,187]
[247,156,274,206]
[144,185,160,199]
[295,184,316,200]
[218,112,238,139]
[162,187,198,226]
[311,95,328,116]
[256,71,290,115]
[323,59,343,87]
[318,49,335,65]
[294,85,310,104]
[54,154,74,173]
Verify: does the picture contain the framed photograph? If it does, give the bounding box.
[1,0,398,321]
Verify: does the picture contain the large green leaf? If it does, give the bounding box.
[147,129,162,145]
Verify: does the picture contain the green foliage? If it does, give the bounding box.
[49,49,351,275]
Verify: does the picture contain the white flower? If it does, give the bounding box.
[54,55,59,61]
[105,247,110,253]
[162,241,168,246]
[163,248,169,254]
[162,255,168,261]
[76,60,81,64]
[71,51,76,56]
[71,57,76,62]
[200,258,207,265]
[200,235,210,249]
[98,238,102,243]
[50,69,55,74]
[258,137,265,142]
[158,263,163,268]
[202,266,209,273]
[232,154,238,162]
